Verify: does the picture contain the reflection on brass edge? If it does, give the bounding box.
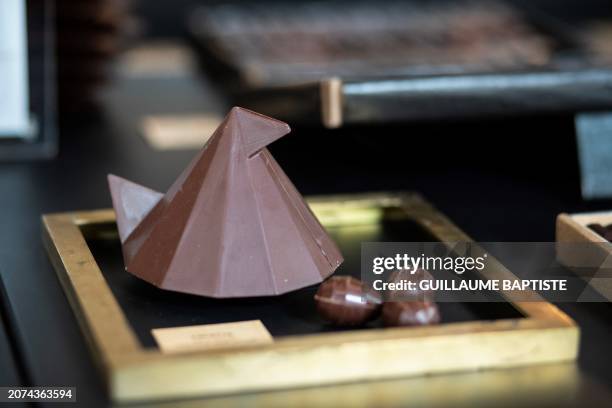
[557,211,612,301]
[41,192,579,403]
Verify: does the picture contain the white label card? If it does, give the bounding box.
[152,320,274,354]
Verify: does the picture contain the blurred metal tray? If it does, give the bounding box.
[189,1,612,127]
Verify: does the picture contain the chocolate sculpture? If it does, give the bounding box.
[109,107,343,297]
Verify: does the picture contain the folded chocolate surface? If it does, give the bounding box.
[109,107,343,298]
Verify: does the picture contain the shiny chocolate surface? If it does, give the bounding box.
[382,301,441,327]
[386,268,435,302]
[314,276,382,326]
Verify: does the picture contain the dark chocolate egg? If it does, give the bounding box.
[386,268,435,301]
[382,301,440,327]
[314,276,382,326]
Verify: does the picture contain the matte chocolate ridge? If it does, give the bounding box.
[109,107,343,297]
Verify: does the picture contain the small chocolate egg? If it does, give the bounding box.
[382,301,440,327]
[386,268,435,301]
[315,276,382,326]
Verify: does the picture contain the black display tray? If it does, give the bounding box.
[88,217,522,349]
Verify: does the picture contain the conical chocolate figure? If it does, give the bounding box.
[108,107,343,297]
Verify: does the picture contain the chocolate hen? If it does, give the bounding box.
[108,107,343,298]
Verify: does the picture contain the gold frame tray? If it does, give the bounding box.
[556,210,612,300]
[42,192,579,403]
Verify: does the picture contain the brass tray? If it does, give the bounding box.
[42,192,578,403]
[556,211,612,300]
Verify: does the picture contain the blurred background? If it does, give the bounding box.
[4,2,612,406]
[3,0,612,233]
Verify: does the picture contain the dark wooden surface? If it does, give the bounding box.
[2,70,612,406]
[0,280,22,388]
